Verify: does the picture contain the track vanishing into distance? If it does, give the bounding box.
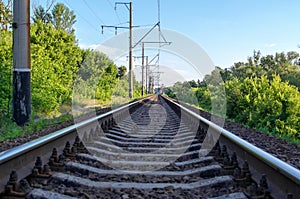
[0,95,299,198]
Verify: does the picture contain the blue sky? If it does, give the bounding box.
[28,1,300,67]
[34,0,299,69]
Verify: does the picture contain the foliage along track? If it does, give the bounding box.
[0,95,299,198]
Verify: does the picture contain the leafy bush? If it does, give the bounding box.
[30,21,82,116]
[0,30,12,115]
[225,75,300,139]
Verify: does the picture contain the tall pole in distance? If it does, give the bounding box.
[12,0,31,126]
[141,43,144,96]
[145,56,148,94]
[104,2,133,98]
[128,2,133,98]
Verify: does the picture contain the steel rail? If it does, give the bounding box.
[0,100,142,164]
[1,94,299,197]
[0,97,150,192]
[163,96,300,198]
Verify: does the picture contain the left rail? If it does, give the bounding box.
[0,97,150,192]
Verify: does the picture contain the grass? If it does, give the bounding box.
[166,96,300,147]
[256,126,300,146]
[3,94,298,146]
[227,117,300,147]
[0,112,73,141]
[0,95,149,141]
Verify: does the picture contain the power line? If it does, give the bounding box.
[82,0,105,24]
[105,0,114,9]
[106,0,122,24]
[114,9,122,24]
[62,0,110,35]
[138,24,157,27]
[102,2,134,98]
[115,21,129,26]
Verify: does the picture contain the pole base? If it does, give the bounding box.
[12,70,31,126]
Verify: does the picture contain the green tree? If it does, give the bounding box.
[164,87,176,98]
[225,75,300,139]
[74,49,117,100]
[113,76,129,99]
[31,20,82,116]
[219,68,233,82]
[230,51,299,83]
[117,66,127,78]
[32,3,76,34]
[96,62,119,103]
[188,80,197,88]
[0,0,12,31]
[32,5,53,24]
[0,29,12,115]
[195,86,211,110]
[51,3,76,34]
[166,50,300,143]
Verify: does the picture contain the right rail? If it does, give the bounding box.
[162,95,300,198]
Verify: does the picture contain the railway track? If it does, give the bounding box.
[0,95,299,198]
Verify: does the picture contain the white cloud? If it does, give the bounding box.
[77,43,127,59]
[265,43,277,48]
[95,44,126,60]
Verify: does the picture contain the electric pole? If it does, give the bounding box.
[137,41,171,95]
[102,2,133,98]
[102,1,170,97]
[12,0,31,126]
[130,53,148,96]
[128,2,133,98]
[141,43,144,95]
[145,56,148,94]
